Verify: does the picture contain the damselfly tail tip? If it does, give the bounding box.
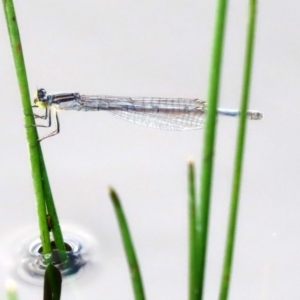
[249,111,263,120]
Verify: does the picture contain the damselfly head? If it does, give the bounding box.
[37,88,47,101]
[33,88,48,107]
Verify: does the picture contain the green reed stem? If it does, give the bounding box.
[43,264,62,300]
[5,280,18,300]
[109,187,145,300]
[196,0,229,298]
[219,1,257,299]
[2,0,66,261]
[188,162,198,300]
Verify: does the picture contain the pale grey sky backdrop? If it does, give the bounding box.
[0,1,299,299]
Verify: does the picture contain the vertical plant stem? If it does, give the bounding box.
[219,1,257,299]
[3,0,67,263]
[188,162,198,300]
[109,187,145,300]
[5,280,18,300]
[2,0,51,255]
[196,0,229,298]
[39,147,67,262]
[43,264,62,300]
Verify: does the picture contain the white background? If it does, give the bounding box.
[0,1,299,299]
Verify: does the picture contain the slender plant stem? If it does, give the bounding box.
[5,280,18,300]
[196,0,229,298]
[3,0,66,262]
[188,162,198,300]
[43,264,62,300]
[39,146,67,262]
[6,290,18,300]
[219,1,257,299]
[2,0,52,255]
[109,187,145,300]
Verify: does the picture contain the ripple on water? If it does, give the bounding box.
[1,226,100,286]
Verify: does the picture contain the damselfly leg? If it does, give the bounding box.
[31,105,49,120]
[37,109,60,142]
[29,106,60,142]
[27,106,51,129]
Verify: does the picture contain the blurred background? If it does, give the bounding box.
[0,1,299,299]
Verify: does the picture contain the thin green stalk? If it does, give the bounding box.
[5,280,18,300]
[6,290,18,300]
[2,0,51,255]
[3,0,66,261]
[188,162,198,300]
[43,264,62,300]
[219,1,257,299]
[109,187,145,300]
[196,0,229,298]
[39,147,67,262]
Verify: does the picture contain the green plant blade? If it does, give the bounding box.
[109,187,145,300]
[219,1,258,299]
[196,0,229,298]
[2,0,66,263]
[5,279,18,300]
[188,162,199,300]
[43,264,62,300]
[38,146,67,262]
[2,0,51,255]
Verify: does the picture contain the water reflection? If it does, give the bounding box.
[0,226,100,286]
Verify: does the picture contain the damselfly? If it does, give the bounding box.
[32,88,263,141]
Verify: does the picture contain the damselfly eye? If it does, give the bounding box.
[37,88,47,100]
